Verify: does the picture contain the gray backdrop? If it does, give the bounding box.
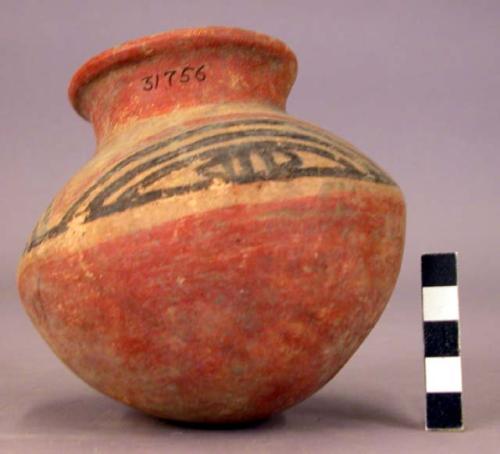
[1,1,499,452]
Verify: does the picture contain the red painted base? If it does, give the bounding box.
[19,190,404,422]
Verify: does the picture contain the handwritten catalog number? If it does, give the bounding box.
[142,65,206,91]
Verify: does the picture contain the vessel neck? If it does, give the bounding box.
[94,102,287,154]
[69,27,297,144]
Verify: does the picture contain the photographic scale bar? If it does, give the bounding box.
[421,253,464,431]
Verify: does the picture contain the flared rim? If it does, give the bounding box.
[68,26,298,119]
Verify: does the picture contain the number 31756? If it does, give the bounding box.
[141,65,206,91]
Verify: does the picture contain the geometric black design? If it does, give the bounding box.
[426,393,463,430]
[424,321,459,357]
[26,118,395,252]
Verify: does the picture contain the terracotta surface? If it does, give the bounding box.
[17,27,406,423]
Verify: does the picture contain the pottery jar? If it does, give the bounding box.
[17,27,405,423]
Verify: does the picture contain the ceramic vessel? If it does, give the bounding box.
[17,27,405,423]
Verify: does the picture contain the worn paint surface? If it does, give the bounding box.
[18,27,406,423]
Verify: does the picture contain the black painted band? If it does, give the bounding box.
[25,117,395,252]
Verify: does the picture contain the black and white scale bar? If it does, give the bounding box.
[422,253,463,431]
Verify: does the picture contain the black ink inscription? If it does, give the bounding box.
[25,118,394,252]
[142,65,206,91]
